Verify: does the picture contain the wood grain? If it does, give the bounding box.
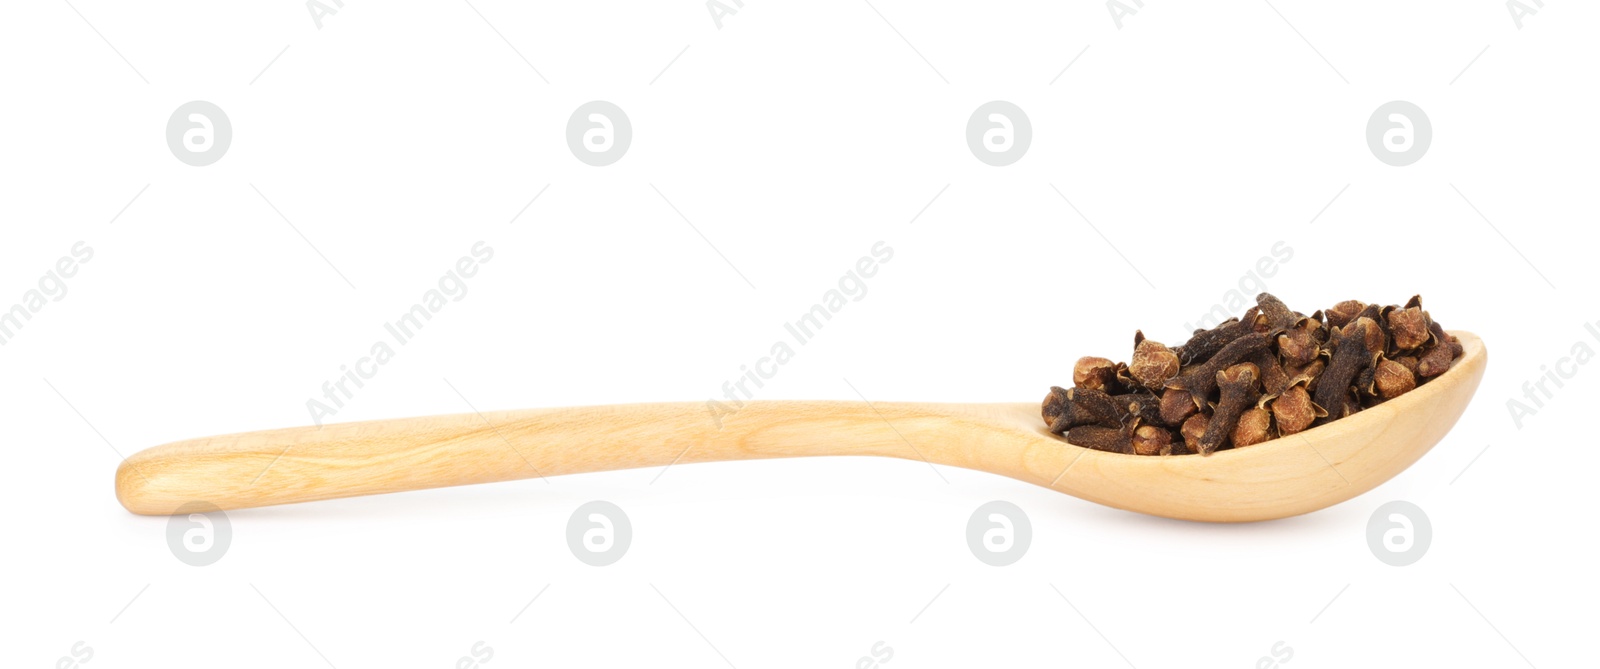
[117,332,1485,522]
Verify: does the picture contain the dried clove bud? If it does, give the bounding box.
[1166,332,1273,405]
[1287,358,1326,394]
[1417,321,1462,378]
[1180,413,1209,453]
[1277,315,1325,367]
[1271,384,1320,435]
[1167,437,1194,456]
[1066,424,1136,454]
[1132,425,1173,456]
[1354,303,1383,327]
[1173,307,1260,365]
[1314,317,1381,421]
[1249,348,1291,397]
[1198,363,1260,455]
[1111,362,1137,393]
[1046,387,1128,434]
[1417,344,1454,377]
[1231,407,1273,448]
[1355,365,1378,400]
[1256,293,1298,333]
[1359,313,1387,353]
[1042,386,1071,426]
[1129,334,1181,389]
[1122,394,1166,428]
[1386,301,1431,352]
[1159,388,1198,426]
[1073,356,1118,391]
[1326,300,1366,329]
[1374,358,1417,399]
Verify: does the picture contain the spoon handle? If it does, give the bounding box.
[116,400,958,515]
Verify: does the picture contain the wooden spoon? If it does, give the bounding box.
[116,332,1485,522]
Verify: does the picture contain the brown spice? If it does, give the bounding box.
[1125,395,1166,428]
[1287,358,1326,390]
[1256,293,1298,332]
[1387,301,1431,352]
[1066,424,1136,454]
[1045,387,1125,434]
[1073,357,1118,392]
[1158,388,1198,426]
[1231,407,1273,448]
[1198,362,1260,455]
[1173,307,1260,365]
[1326,300,1366,329]
[1374,358,1417,399]
[1278,315,1325,367]
[1315,317,1381,421]
[1417,321,1462,377]
[1132,425,1173,456]
[1165,332,1272,404]
[1129,333,1181,390]
[1271,384,1320,435]
[1049,292,1462,456]
[1179,413,1209,453]
[1250,348,1291,397]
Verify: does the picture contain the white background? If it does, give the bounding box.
[2,1,1595,667]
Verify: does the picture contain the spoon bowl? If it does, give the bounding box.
[1026,330,1486,521]
[117,332,1485,521]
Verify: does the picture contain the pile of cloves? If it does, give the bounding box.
[1041,293,1462,456]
